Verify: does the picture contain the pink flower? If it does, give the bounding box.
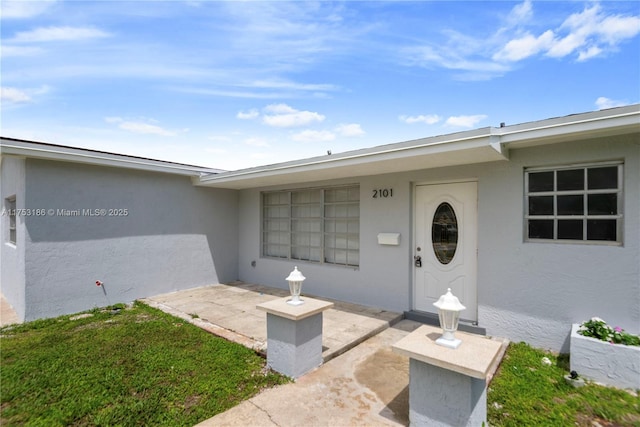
[614,326,622,332]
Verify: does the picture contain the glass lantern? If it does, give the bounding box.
[433,288,466,349]
[285,266,306,305]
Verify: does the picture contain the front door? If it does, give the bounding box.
[414,182,477,321]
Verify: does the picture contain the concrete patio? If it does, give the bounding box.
[141,281,404,362]
[143,282,508,426]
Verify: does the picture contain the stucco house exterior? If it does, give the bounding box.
[2,104,639,352]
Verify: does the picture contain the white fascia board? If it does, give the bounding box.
[196,130,509,189]
[0,138,222,177]
[499,105,640,148]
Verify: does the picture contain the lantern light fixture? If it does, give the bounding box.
[433,288,466,349]
[285,266,306,305]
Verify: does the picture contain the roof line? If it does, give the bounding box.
[1,137,223,176]
[0,136,216,170]
[199,104,639,184]
[199,128,496,182]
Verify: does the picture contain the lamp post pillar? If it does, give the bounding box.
[256,297,334,378]
[392,324,505,427]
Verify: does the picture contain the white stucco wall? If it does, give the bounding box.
[22,159,239,321]
[238,133,639,352]
[0,156,26,320]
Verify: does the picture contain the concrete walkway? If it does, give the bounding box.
[142,281,404,362]
[197,319,422,426]
[196,319,508,427]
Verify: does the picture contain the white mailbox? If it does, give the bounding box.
[377,232,401,246]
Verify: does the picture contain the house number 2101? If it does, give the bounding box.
[372,188,393,198]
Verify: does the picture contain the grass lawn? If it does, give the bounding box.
[2,304,639,427]
[0,302,289,426]
[487,342,640,426]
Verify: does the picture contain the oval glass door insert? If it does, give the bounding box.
[432,202,458,264]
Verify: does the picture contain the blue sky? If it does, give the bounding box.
[1,1,639,170]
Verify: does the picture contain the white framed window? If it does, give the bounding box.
[525,162,623,244]
[6,196,16,245]
[262,185,360,267]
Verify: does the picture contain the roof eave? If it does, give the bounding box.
[499,105,640,148]
[0,138,221,177]
[196,131,509,189]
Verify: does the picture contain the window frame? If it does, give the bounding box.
[261,185,360,267]
[524,162,623,245]
[6,196,16,245]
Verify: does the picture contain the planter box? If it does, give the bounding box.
[570,324,640,390]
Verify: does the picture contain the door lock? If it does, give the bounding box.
[414,255,422,268]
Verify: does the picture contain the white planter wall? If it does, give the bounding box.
[570,324,640,390]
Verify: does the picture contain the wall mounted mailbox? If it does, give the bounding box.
[377,233,401,246]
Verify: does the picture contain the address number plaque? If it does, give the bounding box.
[372,188,394,198]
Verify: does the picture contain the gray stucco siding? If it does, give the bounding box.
[478,134,639,352]
[22,159,239,321]
[238,177,414,313]
[237,133,639,352]
[0,156,26,321]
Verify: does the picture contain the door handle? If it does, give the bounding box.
[414,255,422,268]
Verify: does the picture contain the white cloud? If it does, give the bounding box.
[598,12,640,44]
[220,2,368,74]
[236,109,259,120]
[119,122,175,136]
[104,117,176,136]
[0,45,44,57]
[249,80,339,93]
[577,46,603,61]
[595,97,629,110]
[0,0,56,19]
[262,104,325,128]
[1,87,31,103]
[175,78,339,100]
[403,45,510,76]
[399,114,442,125]
[445,115,488,128]
[291,130,335,143]
[495,3,640,63]
[0,85,50,105]
[493,30,555,62]
[506,0,533,26]
[335,123,365,137]
[264,104,297,114]
[405,1,640,79]
[10,26,110,43]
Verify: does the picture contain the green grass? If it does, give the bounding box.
[488,342,640,426]
[0,302,289,426]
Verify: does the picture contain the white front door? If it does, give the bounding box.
[414,182,477,321]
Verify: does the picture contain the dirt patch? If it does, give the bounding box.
[354,347,409,425]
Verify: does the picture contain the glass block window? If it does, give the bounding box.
[262,185,359,266]
[6,196,16,244]
[525,163,623,243]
